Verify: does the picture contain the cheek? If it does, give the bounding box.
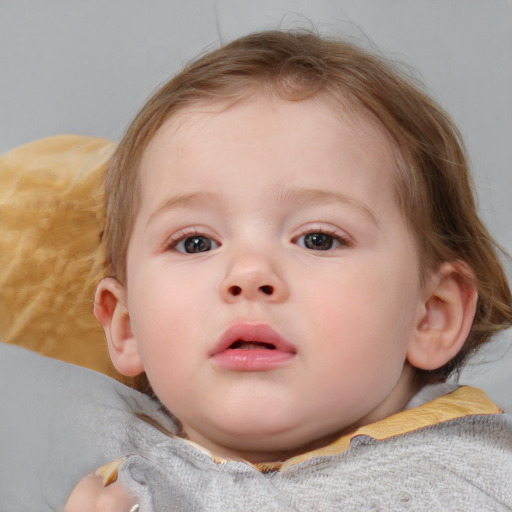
[305,262,419,361]
[128,279,190,367]
[127,264,218,378]
[304,276,416,418]
[129,259,207,327]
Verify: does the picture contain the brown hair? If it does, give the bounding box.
[103,30,512,385]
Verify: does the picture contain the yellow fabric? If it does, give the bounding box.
[96,386,501,482]
[96,457,128,486]
[0,135,124,381]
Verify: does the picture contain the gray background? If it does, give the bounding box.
[1,0,511,409]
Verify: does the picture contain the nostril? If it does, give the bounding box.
[259,285,274,295]
[229,285,242,296]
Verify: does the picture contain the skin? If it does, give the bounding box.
[64,477,137,511]
[65,94,477,508]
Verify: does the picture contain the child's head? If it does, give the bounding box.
[95,31,511,460]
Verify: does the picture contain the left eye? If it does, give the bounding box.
[174,235,219,253]
[295,232,344,251]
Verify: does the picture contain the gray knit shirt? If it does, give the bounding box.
[109,386,512,511]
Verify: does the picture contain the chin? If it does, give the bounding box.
[216,418,325,456]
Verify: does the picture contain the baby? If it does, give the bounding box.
[65,31,512,511]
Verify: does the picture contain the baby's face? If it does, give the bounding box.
[124,95,426,461]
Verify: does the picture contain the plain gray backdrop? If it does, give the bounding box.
[1,0,511,409]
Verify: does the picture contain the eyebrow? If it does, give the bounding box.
[276,186,380,226]
[147,191,217,226]
[146,187,379,227]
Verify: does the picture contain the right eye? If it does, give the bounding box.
[173,235,220,254]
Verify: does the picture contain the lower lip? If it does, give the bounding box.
[211,348,295,371]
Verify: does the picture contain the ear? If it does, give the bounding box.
[94,277,145,377]
[406,262,478,371]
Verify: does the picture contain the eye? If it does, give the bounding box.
[295,232,348,251]
[173,235,220,254]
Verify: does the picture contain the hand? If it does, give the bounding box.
[63,473,138,512]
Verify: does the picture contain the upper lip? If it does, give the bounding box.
[210,323,297,356]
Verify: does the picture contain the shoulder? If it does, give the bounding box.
[334,412,512,509]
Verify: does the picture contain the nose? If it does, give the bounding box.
[219,250,289,304]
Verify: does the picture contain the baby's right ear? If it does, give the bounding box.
[94,277,145,377]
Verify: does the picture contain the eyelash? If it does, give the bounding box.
[164,227,351,254]
[293,228,351,251]
[165,229,221,254]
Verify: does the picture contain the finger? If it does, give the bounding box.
[96,480,138,511]
[64,474,104,512]
[64,473,138,512]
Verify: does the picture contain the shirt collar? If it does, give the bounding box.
[253,386,501,472]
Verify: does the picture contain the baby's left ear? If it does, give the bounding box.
[407,262,478,371]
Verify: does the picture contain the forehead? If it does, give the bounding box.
[140,94,399,186]
[138,102,405,231]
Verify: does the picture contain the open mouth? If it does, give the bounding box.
[229,340,276,350]
[210,324,297,371]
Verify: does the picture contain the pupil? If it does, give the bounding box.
[185,236,211,253]
[305,233,333,250]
